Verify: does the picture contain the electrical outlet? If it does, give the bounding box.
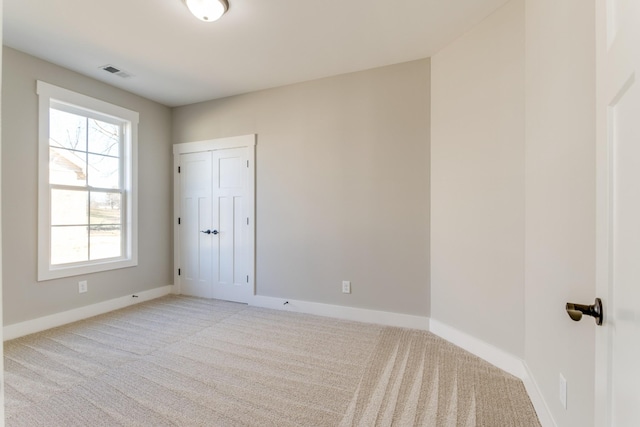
[78,280,88,294]
[342,281,351,294]
[559,373,567,409]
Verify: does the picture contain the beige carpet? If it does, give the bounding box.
[4,296,540,426]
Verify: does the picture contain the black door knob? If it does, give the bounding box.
[566,298,603,325]
[212,230,219,235]
[200,230,211,234]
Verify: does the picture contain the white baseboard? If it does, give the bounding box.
[429,319,555,427]
[250,295,430,330]
[3,285,174,341]
[4,287,553,426]
[522,363,558,427]
[429,319,524,378]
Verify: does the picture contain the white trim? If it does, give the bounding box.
[3,285,173,341]
[5,281,554,425]
[594,1,614,425]
[36,80,139,281]
[173,134,256,155]
[173,152,181,294]
[429,319,524,378]
[429,319,555,427]
[37,81,140,123]
[250,295,430,330]
[522,363,558,427]
[246,144,256,297]
[251,294,550,424]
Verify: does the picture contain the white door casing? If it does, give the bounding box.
[595,0,640,425]
[174,135,256,303]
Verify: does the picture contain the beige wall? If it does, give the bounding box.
[432,0,597,423]
[2,47,174,325]
[524,0,595,425]
[430,0,526,357]
[173,60,431,316]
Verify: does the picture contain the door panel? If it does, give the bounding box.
[219,155,243,188]
[596,0,640,424]
[233,196,245,284]
[179,152,213,298]
[609,79,640,426]
[218,196,234,285]
[212,148,249,302]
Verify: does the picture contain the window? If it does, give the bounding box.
[37,81,138,280]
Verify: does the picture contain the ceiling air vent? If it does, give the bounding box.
[100,64,133,79]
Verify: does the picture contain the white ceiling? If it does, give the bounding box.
[4,0,509,107]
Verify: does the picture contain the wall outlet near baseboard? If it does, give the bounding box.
[559,373,567,409]
[78,280,88,294]
[342,281,351,294]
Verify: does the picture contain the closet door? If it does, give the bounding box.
[176,136,254,303]
[211,147,251,302]
[179,151,214,298]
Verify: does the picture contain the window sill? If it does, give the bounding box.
[37,257,138,281]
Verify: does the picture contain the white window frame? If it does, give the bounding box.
[37,81,139,281]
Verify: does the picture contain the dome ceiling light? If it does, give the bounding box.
[183,0,228,22]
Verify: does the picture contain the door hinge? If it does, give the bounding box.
[178,166,181,173]
[178,268,181,276]
[178,217,181,225]
[246,275,249,283]
[246,160,249,168]
[246,217,249,225]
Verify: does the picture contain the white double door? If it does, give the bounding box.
[177,137,254,303]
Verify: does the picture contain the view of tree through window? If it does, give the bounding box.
[49,107,123,265]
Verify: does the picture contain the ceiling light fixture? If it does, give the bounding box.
[183,0,228,22]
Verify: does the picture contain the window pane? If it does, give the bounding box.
[51,226,88,265]
[51,189,88,225]
[90,192,121,225]
[50,147,87,186]
[90,226,121,260]
[50,108,87,151]
[88,154,119,189]
[88,119,120,157]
